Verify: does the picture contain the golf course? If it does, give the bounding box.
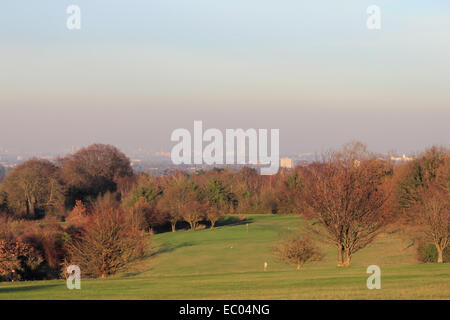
[0,214,448,300]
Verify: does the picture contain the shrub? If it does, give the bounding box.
[65,203,148,278]
[0,239,43,281]
[273,234,323,270]
[65,200,88,228]
[0,216,67,280]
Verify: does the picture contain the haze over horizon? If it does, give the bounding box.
[1,0,449,155]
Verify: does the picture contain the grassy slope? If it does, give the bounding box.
[0,214,449,299]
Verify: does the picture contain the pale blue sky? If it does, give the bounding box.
[1,1,449,154]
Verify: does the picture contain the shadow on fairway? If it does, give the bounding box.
[216,216,253,228]
[0,284,60,293]
[146,241,195,259]
[122,241,196,277]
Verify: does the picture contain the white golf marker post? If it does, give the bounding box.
[366,265,381,289]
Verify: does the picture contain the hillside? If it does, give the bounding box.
[0,215,449,299]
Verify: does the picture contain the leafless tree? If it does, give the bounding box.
[158,173,201,231]
[205,201,226,229]
[303,143,392,267]
[65,201,148,278]
[416,185,449,263]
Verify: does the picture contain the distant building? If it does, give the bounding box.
[390,154,414,162]
[130,159,142,167]
[280,157,294,169]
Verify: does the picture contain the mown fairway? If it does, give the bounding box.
[0,215,449,299]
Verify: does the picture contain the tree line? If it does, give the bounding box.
[0,142,448,281]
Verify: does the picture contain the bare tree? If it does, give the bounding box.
[304,143,392,267]
[416,185,449,263]
[182,199,204,230]
[205,200,226,229]
[65,200,88,227]
[157,174,200,232]
[131,197,167,233]
[65,201,148,278]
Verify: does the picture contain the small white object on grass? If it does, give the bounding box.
[264,262,268,271]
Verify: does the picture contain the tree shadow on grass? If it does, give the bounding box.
[121,241,195,277]
[0,283,60,293]
[148,241,195,257]
[215,216,253,228]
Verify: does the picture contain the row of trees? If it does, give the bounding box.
[0,144,133,219]
[0,142,448,281]
[0,195,147,281]
[395,147,449,263]
[274,145,449,269]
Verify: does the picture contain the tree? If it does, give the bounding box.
[395,147,447,212]
[0,165,6,183]
[205,200,226,228]
[203,177,234,228]
[61,144,133,207]
[4,159,64,218]
[277,170,306,214]
[304,144,392,267]
[0,239,43,281]
[415,185,449,263]
[396,148,449,263]
[436,154,450,192]
[206,178,235,206]
[182,199,204,230]
[65,201,147,278]
[131,197,167,233]
[124,174,162,207]
[233,167,262,214]
[158,174,200,232]
[65,200,88,227]
[273,234,323,270]
[0,185,8,214]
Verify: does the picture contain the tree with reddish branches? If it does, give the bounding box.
[303,143,393,267]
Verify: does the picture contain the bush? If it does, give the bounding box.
[65,202,148,278]
[65,200,88,228]
[0,239,43,281]
[0,216,67,281]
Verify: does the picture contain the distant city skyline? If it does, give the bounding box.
[1,1,449,155]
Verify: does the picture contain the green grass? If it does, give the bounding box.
[0,214,449,299]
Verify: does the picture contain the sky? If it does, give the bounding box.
[0,0,449,155]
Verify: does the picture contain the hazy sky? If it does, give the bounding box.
[1,0,449,155]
